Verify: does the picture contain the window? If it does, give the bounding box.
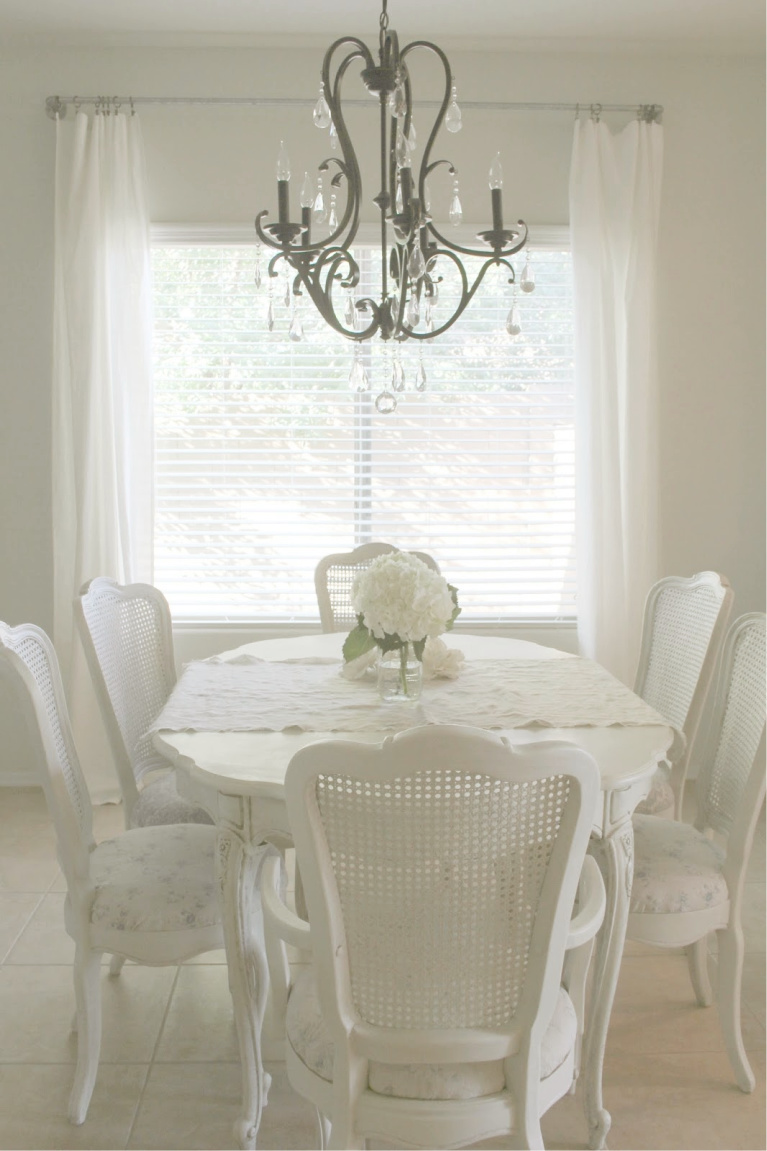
[151,228,575,623]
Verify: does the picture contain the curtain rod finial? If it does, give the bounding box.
[46,96,66,120]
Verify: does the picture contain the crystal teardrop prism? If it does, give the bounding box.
[392,358,405,392]
[289,309,304,342]
[313,84,331,129]
[327,194,338,231]
[520,260,536,293]
[406,294,420,327]
[300,171,314,209]
[344,292,355,326]
[407,120,417,150]
[423,180,432,213]
[375,390,397,414]
[284,278,291,308]
[445,87,462,133]
[408,246,426,280]
[266,297,275,332]
[393,82,407,118]
[395,180,404,214]
[506,304,521,337]
[395,126,409,168]
[329,121,338,151]
[424,300,433,332]
[313,179,327,224]
[415,359,427,391]
[449,182,463,226]
[254,262,262,290]
[349,352,370,393]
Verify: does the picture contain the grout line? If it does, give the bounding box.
[126,964,182,1148]
[0,892,45,965]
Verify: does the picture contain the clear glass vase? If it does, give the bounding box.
[377,642,423,703]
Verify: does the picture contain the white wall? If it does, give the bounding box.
[0,42,763,781]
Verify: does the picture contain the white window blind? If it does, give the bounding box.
[152,236,575,622]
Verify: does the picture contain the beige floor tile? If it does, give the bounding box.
[0,1061,148,1150]
[609,953,765,1055]
[0,854,60,893]
[257,1063,322,1150]
[0,963,177,1064]
[742,953,766,1028]
[741,883,766,953]
[128,1061,241,1149]
[601,1049,766,1150]
[184,948,228,964]
[155,964,238,1063]
[0,891,43,961]
[5,892,76,965]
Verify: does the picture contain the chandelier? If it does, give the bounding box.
[255,0,533,412]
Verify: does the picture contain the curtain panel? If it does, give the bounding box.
[52,110,154,800]
[570,116,663,685]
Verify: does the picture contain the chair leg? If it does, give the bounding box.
[717,925,755,1093]
[108,954,125,978]
[315,1110,331,1150]
[686,937,713,1006]
[69,949,103,1125]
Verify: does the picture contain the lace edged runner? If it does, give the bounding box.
[151,655,670,736]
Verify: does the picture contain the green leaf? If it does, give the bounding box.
[446,584,462,631]
[342,621,376,663]
[412,637,427,661]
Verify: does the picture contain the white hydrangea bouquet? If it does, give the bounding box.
[342,551,461,698]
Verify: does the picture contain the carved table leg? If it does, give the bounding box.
[217,828,272,1151]
[582,819,634,1151]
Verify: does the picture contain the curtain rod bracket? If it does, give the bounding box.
[46,96,66,120]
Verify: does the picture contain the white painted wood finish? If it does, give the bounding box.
[262,729,606,1150]
[76,577,212,827]
[154,632,674,1149]
[634,571,733,817]
[0,621,225,1126]
[314,544,440,633]
[628,613,766,1094]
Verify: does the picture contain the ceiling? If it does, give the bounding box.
[0,0,764,52]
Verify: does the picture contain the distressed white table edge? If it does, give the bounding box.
[154,633,673,1151]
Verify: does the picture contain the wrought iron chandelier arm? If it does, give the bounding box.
[405,248,502,339]
[319,48,369,250]
[427,218,529,261]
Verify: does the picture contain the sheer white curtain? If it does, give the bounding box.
[569,115,663,685]
[53,110,154,800]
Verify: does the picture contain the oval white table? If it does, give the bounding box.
[154,633,673,1150]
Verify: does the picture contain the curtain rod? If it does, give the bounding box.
[45,95,663,121]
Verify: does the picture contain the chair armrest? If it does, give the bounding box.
[566,855,606,950]
[261,854,312,952]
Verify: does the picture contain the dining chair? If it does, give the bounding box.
[261,725,606,1150]
[0,621,225,1125]
[76,576,212,828]
[634,571,733,818]
[628,612,766,1093]
[314,543,440,632]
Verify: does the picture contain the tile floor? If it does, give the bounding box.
[0,786,763,1151]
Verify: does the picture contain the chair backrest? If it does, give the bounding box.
[314,543,441,632]
[0,622,93,885]
[634,572,733,747]
[695,613,766,848]
[286,726,599,1067]
[76,578,177,813]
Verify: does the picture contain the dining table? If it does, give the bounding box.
[152,631,675,1151]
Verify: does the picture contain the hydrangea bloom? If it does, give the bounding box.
[351,551,455,644]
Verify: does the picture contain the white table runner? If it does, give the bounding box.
[151,655,668,735]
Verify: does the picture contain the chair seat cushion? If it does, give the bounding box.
[286,969,577,1101]
[89,825,221,933]
[132,771,213,828]
[631,814,728,915]
[634,763,675,816]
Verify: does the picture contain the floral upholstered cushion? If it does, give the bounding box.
[132,771,213,827]
[89,824,221,933]
[631,815,728,915]
[634,763,675,817]
[285,969,577,1100]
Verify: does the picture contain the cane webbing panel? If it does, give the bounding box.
[640,582,726,732]
[8,631,91,839]
[315,768,572,1030]
[699,617,766,838]
[81,586,174,781]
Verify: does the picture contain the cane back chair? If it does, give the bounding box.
[262,726,605,1150]
[76,577,211,828]
[314,543,440,633]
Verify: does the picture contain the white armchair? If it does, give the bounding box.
[261,726,605,1150]
[0,621,225,1125]
[628,613,766,1093]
